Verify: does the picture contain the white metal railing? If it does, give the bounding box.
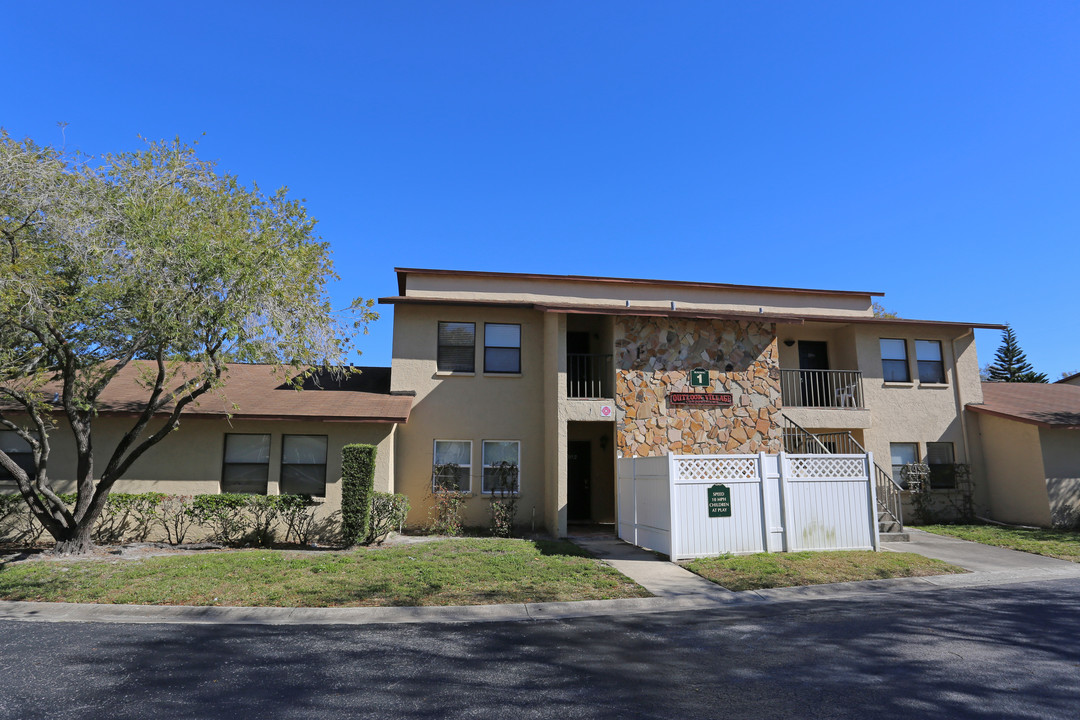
[567,353,613,398]
[779,368,864,408]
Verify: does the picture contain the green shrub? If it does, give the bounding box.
[428,463,468,536]
[188,493,252,545]
[278,494,320,545]
[157,495,195,544]
[368,492,409,544]
[94,492,165,543]
[341,444,378,546]
[245,495,281,546]
[487,462,519,538]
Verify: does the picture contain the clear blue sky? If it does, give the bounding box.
[6,2,1078,376]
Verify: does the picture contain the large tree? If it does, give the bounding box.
[986,324,1048,383]
[0,132,374,554]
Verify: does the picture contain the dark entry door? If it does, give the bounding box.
[797,341,829,407]
[567,441,591,521]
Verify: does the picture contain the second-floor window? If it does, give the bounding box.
[916,340,946,384]
[880,339,910,382]
[485,323,521,373]
[438,322,476,372]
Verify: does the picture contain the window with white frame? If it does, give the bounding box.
[433,439,471,492]
[926,442,956,490]
[482,440,520,494]
[890,442,919,489]
[916,340,946,384]
[281,435,328,497]
[484,323,521,374]
[222,433,271,494]
[437,322,476,372]
[880,339,911,382]
[0,430,35,481]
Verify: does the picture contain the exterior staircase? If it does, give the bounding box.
[781,414,909,543]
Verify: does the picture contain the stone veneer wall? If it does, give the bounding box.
[614,317,782,457]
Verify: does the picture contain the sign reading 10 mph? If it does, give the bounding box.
[707,484,732,518]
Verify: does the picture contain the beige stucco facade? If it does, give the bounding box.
[970,412,1080,527]
[386,268,999,536]
[2,415,396,524]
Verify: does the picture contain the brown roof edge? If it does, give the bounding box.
[91,410,411,424]
[1057,371,1080,384]
[965,403,1080,430]
[394,267,885,298]
[792,314,1007,331]
[379,296,804,324]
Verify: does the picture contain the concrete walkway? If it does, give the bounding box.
[3,530,1080,626]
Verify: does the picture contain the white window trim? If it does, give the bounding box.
[432,439,472,493]
[481,439,521,495]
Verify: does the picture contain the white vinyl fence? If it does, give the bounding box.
[617,452,878,560]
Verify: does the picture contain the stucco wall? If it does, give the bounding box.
[614,318,781,456]
[974,413,1052,526]
[1040,427,1080,526]
[404,272,875,318]
[0,415,397,523]
[390,303,548,530]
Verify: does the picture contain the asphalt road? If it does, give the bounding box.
[2,578,1079,720]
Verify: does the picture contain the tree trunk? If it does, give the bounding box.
[51,522,95,556]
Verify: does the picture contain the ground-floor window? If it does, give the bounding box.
[433,439,472,492]
[890,442,919,488]
[482,440,520,494]
[281,435,328,497]
[926,442,956,490]
[0,430,35,481]
[222,433,271,494]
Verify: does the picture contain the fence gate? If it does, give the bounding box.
[617,452,878,560]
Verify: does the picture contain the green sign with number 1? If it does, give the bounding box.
[689,367,709,387]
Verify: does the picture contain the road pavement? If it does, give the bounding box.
[2,577,1079,719]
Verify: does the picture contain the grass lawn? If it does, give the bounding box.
[682,550,966,592]
[918,524,1080,563]
[0,538,649,607]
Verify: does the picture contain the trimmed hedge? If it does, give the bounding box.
[0,492,324,547]
[341,443,378,546]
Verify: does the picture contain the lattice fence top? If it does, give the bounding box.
[787,455,866,479]
[674,456,758,481]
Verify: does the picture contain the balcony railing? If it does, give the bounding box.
[567,353,613,399]
[779,368,864,409]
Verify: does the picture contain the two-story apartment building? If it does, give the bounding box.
[381,268,1003,537]
[3,266,1007,541]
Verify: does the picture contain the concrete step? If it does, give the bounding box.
[879,532,910,543]
[879,522,902,534]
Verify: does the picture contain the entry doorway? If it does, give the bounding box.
[798,340,829,407]
[567,441,591,521]
[566,422,615,529]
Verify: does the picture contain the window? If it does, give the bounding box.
[222,434,271,494]
[437,322,475,372]
[482,440,520,494]
[916,340,946,384]
[926,442,956,490]
[890,442,919,488]
[880,339,910,382]
[281,435,327,497]
[433,440,471,492]
[0,430,35,481]
[484,323,521,373]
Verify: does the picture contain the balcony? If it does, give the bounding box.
[779,368,864,409]
[568,353,613,399]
